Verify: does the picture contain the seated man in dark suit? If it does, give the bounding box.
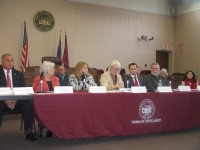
[123,63,145,88]
[0,54,38,142]
[55,65,69,86]
[145,63,169,92]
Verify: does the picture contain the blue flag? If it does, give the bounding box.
[57,33,61,58]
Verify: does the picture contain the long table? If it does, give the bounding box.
[0,94,33,100]
[33,91,200,139]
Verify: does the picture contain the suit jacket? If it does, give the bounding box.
[100,71,124,90]
[123,74,145,88]
[145,74,169,92]
[0,67,26,87]
[33,75,60,93]
[55,74,69,86]
[184,79,197,89]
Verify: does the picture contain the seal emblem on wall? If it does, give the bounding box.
[139,99,155,119]
[34,10,54,32]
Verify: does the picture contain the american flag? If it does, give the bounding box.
[21,19,29,72]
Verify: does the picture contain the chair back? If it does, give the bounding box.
[140,70,151,77]
[120,68,126,76]
[41,57,62,65]
[96,69,104,86]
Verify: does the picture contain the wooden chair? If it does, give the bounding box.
[140,70,151,78]
[2,109,36,133]
[96,69,104,86]
[24,66,40,87]
[120,68,126,76]
[21,115,37,133]
[41,56,62,65]
[3,109,21,120]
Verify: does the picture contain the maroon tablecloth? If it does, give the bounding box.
[33,91,200,139]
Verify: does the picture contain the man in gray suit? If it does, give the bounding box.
[123,63,145,88]
[145,63,169,92]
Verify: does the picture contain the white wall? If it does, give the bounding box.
[0,0,174,72]
[174,10,200,78]
[176,0,200,15]
[69,0,171,15]
[69,0,200,16]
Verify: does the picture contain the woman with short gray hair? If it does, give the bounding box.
[32,61,60,93]
[40,61,55,74]
[160,68,168,78]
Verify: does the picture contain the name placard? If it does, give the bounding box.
[119,88,131,92]
[131,86,147,93]
[157,86,172,92]
[89,86,107,93]
[0,87,13,95]
[13,87,34,95]
[197,86,200,91]
[178,86,191,92]
[54,86,73,94]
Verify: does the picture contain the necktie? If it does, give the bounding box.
[7,70,11,87]
[134,76,139,86]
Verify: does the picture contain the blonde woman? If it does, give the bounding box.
[69,61,97,91]
[100,60,124,90]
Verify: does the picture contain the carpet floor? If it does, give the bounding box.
[0,114,200,150]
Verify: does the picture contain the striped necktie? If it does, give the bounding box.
[134,76,139,86]
[7,70,11,87]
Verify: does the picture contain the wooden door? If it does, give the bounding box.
[156,50,169,70]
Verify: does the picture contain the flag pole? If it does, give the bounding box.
[57,30,62,59]
[21,17,29,72]
[63,31,69,68]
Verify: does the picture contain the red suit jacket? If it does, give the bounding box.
[184,79,197,89]
[33,75,60,93]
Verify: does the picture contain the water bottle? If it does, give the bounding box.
[197,80,199,90]
[169,81,172,87]
[158,79,162,87]
[127,80,129,88]
[39,80,43,93]
[181,81,185,86]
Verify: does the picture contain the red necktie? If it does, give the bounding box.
[134,77,139,86]
[7,70,11,87]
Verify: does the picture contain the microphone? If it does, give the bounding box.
[81,72,86,81]
[81,75,85,81]
[113,75,117,85]
[38,72,44,93]
[40,72,44,80]
[168,76,174,80]
[81,72,86,90]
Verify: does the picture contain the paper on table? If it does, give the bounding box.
[0,87,13,95]
[178,86,191,92]
[131,86,147,93]
[157,86,172,92]
[89,86,107,93]
[13,87,34,95]
[54,86,73,94]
